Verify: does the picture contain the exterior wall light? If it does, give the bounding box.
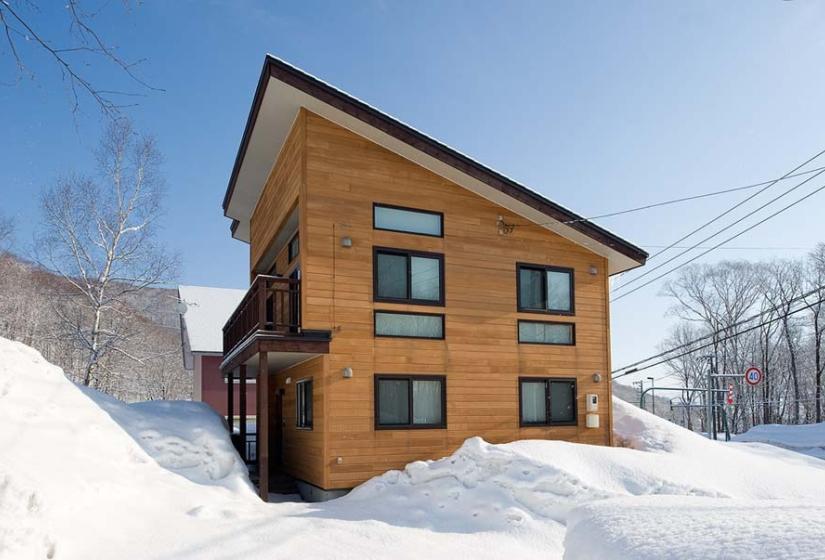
[285,377,292,385]
[342,367,353,379]
[340,236,353,248]
[589,265,598,276]
[592,372,602,383]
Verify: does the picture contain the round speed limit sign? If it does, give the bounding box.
[744,366,763,386]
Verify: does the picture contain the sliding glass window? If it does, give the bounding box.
[374,247,444,305]
[517,263,574,314]
[375,375,446,429]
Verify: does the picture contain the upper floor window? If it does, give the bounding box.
[288,234,300,262]
[518,320,575,345]
[296,379,312,429]
[374,311,444,339]
[374,203,443,237]
[517,263,574,314]
[374,247,444,305]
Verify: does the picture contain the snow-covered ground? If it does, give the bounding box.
[3,337,825,560]
[734,421,825,460]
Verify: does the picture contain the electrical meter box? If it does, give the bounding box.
[586,394,599,412]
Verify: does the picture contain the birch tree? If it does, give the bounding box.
[36,118,177,388]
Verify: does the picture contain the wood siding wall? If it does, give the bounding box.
[250,111,305,271]
[271,356,327,488]
[294,111,615,490]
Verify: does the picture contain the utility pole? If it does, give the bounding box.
[647,376,655,415]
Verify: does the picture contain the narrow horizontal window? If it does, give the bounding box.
[374,247,444,305]
[518,320,574,345]
[374,204,443,237]
[296,379,313,429]
[375,311,444,339]
[517,263,574,314]
[519,377,577,426]
[375,375,446,429]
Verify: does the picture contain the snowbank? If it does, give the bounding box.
[4,335,825,560]
[83,388,252,492]
[564,496,825,560]
[734,421,825,459]
[0,338,258,560]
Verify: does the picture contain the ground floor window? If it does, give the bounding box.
[296,379,313,429]
[375,375,446,429]
[519,377,577,426]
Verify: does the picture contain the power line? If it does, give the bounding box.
[614,284,825,375]
[610,177,825,301]
[558,165,825,225]
[612,294,825,379]
[640,245,811,251]
[639,148,825,263]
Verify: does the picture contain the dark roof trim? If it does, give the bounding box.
[223,55,648,265]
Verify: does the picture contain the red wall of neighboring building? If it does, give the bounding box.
[200,355,257,417]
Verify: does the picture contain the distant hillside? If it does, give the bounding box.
[613,381,678,423]
[0,252,189,401]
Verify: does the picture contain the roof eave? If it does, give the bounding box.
[223,55,648,266]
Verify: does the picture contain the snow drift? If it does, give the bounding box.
[734,421,825,460]
[0,337,258,560]
[4,336,825,560]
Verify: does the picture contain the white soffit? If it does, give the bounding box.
[226,77,640,275]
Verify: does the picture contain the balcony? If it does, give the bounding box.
[221,275,330,373]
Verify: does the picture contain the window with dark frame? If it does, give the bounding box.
[518,320,575,345]
[519,377,577,426]
[374,311,445,339]
[296,379,313,429]
[288,234,300,263]
[517,263,574,314]
[373,203,443,237]
[375,375,446,429]
[374,247,444,305]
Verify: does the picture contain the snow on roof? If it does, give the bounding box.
[178,285,246,354]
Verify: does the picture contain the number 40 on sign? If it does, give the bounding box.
[744,366,763,386]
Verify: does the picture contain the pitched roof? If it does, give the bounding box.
[178,285,246,356]
[223,55,647,274]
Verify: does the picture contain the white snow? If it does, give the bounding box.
[3,336,825,560]
[564,496,825,560]
[178,284,245,354]
[734,421,825,459]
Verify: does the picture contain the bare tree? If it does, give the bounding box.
[660,323,707,431]
[762,260,805,424]
[0,214,12,252]
[0,1,162,115]
[806,244,825,422]
[36,118,177,387]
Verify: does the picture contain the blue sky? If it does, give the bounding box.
[2,1,824,382]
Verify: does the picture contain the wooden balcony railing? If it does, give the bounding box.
[223,275,300,356]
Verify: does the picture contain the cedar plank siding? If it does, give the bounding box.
[249,111,305,272]
[294,110,613,489]
[271,356,327,488]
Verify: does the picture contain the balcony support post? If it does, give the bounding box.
[226,367,234,435]
[257,350,270,501]
[239,363,247,462]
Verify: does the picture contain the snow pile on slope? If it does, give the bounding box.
[564,496,825,560]
[84,388,251,491]
[734,421,825,459]
[0,337,259,560]
[337,398,825,545]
